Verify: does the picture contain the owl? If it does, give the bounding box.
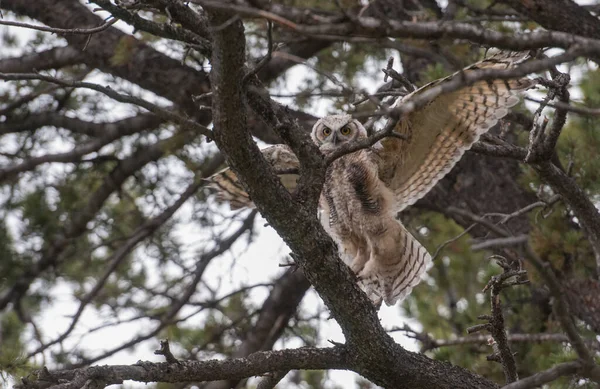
[209,51,533,306]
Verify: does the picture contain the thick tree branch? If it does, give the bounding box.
[3,0,211,114]
[192,1,600,53]
[0,112,161,137]
[16,347,348,389]
[501,0,600,40]
[92,0,211,53]
[1,0,327,144]
[0,46,84,73]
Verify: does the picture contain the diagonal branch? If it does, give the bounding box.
[69,209,258,368]
[206,5,499,389]
[534,161,600,277]
[503,361,583,389]
[500,0,600,40]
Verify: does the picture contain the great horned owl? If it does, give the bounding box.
[209,51,533,306]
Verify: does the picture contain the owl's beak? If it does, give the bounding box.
[331,131,339,145]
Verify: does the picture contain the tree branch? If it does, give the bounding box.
[502,361,582,389]
[16,347,348,389]
[0,112,161,137]
[0,46,84,73]
[192,1,600,54]
[25,155,223,359]
[500,0,600,40]
[533,161,600,277]
[0,72,212,138]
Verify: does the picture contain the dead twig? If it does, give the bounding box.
[154,340,182,365]
[467,256,528,384]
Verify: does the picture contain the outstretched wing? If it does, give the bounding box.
[376,51,533,212]
[207,144,300,209]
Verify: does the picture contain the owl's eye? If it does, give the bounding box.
[340,126,351,136]
[322,127,332,136]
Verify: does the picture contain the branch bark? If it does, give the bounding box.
[16,347,348,389]
[501,0,600,40]
[502,361,582,389]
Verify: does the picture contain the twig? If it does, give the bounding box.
[525,96,600,116]
[446,207,511,238]
[0,72,213,139]
[256,370,289,389]
[386,330,599,353]
[0,18,118,35]
[431,224,477,261]
[154,340,182,365]
[467,256,528,384]
[470,235,528,251]
[483,195,561,224]
[381,67,416,92]
[244,21,274,83]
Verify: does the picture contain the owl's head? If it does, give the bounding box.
[311,114,367,151]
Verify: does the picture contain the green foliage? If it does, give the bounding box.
[405,211,574,381]
[110,36,138,67]
[0,220,22,281]
[559,69,600,194]
[0,311,30,378]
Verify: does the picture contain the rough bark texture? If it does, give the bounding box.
[501,0,600,40]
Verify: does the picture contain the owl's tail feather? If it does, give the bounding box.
[359,223,433,306]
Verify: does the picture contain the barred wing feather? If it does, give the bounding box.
[207,145,300,209]
[376,51,533,213]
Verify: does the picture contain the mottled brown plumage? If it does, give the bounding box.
[208,51,533,306]
[210,145,299,209]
